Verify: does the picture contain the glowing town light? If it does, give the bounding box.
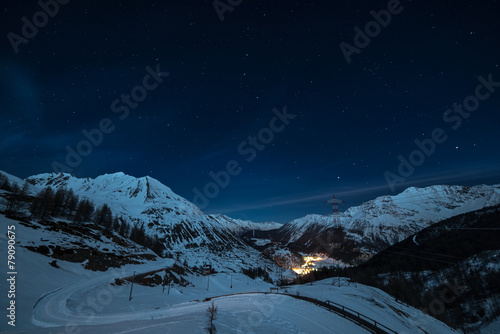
[292,254,327,275]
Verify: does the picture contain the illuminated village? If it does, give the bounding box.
[292,254,348,275]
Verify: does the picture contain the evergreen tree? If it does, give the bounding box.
[151,238,164,256]
[5,182,27,214]
[19,182,29,196]
[52,188,68,217]
[0,174,11,191]
[130,224,147,246]
[5,193,21,214]
[93,203,113,228]
[65,189,78,217]
[102,204,113,229]
[112,216,120,230]
[10,183,21,194]
[118,218,130,237]
[73,199,85,224]
[30,187,55,219]
[73,198,94,224]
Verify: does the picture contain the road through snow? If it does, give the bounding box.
[29,262,373,334]
[32,261,175,328]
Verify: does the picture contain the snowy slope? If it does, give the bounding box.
[210,213,282,236]
[24,172,246,248]
[1,170,28,187]
[0,212,458,333]
[0,172,467,333]
[278,184,500,252]
[21,172,284,273]
[0,170,38,195]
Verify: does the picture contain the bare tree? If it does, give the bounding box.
[205,302,218,334]
[30,186,55,219]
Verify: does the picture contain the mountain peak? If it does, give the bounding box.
[278,183,500,250]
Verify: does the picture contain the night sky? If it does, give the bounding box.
[1,0,500,223]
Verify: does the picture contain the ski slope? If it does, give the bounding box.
[1,241,458,333]
[0,211,459,333]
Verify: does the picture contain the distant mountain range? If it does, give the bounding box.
[267,184,500,263]
[3,170,500,266]
[3,170,498,332]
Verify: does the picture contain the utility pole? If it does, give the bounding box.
[331,266,335,285]
[129,271,135,301]
[323,194,345,229]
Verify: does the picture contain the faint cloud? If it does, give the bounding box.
[209,165,500,217]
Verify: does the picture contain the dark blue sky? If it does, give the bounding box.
[1,0,500,222]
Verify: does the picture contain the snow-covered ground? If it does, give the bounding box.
[482,319,500,334]
[1,215,459,334]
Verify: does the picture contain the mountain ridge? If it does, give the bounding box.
[6,170,500,266]
[273,183,500,259]
[10,171,284,273]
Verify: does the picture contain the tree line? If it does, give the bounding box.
[242,267,273,283]
[293,204,500,330]
[0,174,164,256]
[0,174,30,213]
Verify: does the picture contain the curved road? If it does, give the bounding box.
[32,264,395,334]
[32,262,174,327]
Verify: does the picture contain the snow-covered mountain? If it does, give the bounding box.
[7,170,500,267]
[1,170,494,332]
[20,171,284,272]
[276,184,500,254]
[209,214,282,236]
[0,208,459,334]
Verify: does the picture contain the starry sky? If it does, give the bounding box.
[1,0,500,223]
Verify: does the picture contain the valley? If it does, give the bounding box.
[0,170,499,333]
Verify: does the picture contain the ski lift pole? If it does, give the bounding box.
[129,271,135,301]
[162,267,167,293]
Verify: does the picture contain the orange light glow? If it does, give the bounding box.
[292,254,327,275]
